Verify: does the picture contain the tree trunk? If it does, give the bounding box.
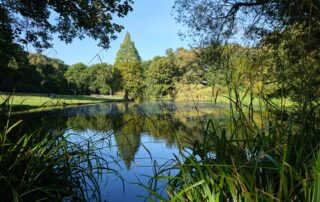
[214,89,219,104]
[124,90,129,101]
[124,102,129,112]
[109,86,112,96]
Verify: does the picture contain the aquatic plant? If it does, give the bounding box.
[0,97,115,201]
[139,84,320,201]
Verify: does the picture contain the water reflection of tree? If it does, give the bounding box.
[113,114,142,170]
[142,114,205,149]
[66,114,113,132]
[63,112,206,168]
[10,111,68,137]
[14,103,210,169]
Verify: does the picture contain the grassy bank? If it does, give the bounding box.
[0,92,124,112]
[173,84,293,108]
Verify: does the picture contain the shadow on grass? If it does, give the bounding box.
[9,105,40,111]
[59,95,121,102]
[1,92,123,102]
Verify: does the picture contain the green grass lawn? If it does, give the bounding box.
[0,92,124,112]
[173,83,294,108]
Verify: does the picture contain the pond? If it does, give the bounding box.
[12,101,230,201]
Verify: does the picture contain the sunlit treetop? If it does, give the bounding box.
[115,32,141,63]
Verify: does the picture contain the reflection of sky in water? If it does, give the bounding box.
[14,101,229,201]
[66,129,180,201]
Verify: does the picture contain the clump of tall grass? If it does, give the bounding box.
[0,97,111,201]
[174,83,215,102]
[141,88,320,201]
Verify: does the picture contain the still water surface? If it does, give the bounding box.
[14,102,229,201]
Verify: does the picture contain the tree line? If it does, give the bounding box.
[1,0,319,106]
[0,32,205,100]
[3,30,317,104]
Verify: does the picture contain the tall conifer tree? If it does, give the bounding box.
[115,32,141,63]
[114,32,144,100]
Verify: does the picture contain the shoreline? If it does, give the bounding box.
[0,92,126,114]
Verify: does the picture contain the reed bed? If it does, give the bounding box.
[0,96,115,201]
[140,86,320,201]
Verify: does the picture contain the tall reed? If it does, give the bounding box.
[140,79,320,201]
[0,96,112,201]
[144,110,320,201]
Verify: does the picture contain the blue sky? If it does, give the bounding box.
[35,0,189,65]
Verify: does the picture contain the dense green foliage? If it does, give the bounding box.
[1,54,117,96]
[0,0,133,70]
[64,63,114,95]
[133,1,320,201]
[146,56,177,99]
[173,0,320,104]
[64,63,87,94]
[1,0,318,105]
[114,32,144,100]
[115,32,141,62]
[117,60,144,100]
[1,0,134,97]
[1,53,69,94]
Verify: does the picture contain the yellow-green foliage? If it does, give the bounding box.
[173,83,234,104]
[172,83,293,109]
[174,83,216,102]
